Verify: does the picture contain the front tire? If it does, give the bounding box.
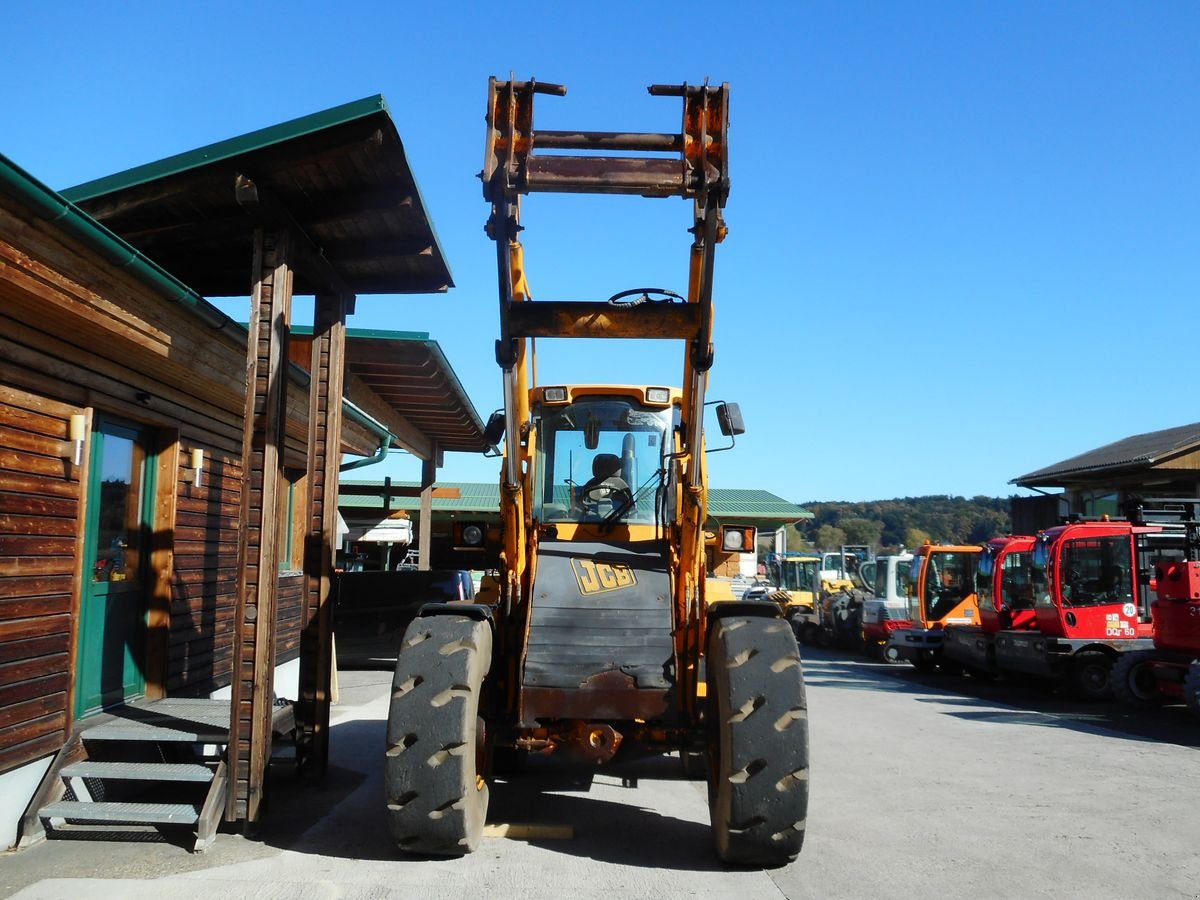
[385,615,492,856]
[1071,651,1112,702]
[707,616,808,867]
[1110,650,1160,707]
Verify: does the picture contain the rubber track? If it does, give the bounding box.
[385,615,492,856]
[708,616,809,866]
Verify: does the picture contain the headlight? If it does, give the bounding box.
[454,521,488,549]
[543,386,567,402]
[646,387,671,404]
[721,525,756,552]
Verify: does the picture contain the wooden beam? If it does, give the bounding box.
[337,484,461,499]
[296,292,348,777]
[234,174,356,302]
[417,450,439,572]
[227,227,293,825]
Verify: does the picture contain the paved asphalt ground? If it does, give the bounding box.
[2,648,1198,899]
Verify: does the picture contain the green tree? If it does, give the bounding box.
[905,526,932,548]
[815,524,847,550]
[840,517,884,548]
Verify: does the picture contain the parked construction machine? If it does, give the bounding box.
[886,543,981,671]
[958,517,1182,698]
[1106,500,1200,714]
[941,535,1037,678]
[384,78,808,866]
[861,552,915,661]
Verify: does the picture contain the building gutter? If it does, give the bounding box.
[0,152,235,331]
[0,151,398,459]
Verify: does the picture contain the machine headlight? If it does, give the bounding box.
[462,524,483,546]
[721,525,756,552]
[646,387,671,405]
[543,386,568,402]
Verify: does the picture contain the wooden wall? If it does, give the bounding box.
[0,383,77,773]
[0,192,350,774]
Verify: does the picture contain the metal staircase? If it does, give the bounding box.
[20,698,293,852]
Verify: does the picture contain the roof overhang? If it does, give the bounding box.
[291,328,488,455]
[61,95,452,297]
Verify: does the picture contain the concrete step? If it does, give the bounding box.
[40,801,199,826]
[60,761,215,783]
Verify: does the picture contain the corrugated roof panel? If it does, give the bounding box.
[1013,422,1200,486]
[338,481,811,521]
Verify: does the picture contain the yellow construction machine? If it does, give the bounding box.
[384,77,808,866]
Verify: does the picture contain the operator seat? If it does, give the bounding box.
[578,453,632,509]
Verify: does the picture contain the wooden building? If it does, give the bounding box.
[1011,422,1200,531]
[0,98,485,848]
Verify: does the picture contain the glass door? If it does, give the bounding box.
[75,417,155,717]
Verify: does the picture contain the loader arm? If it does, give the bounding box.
[481,78,729,708]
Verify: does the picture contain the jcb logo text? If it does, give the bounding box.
[571,559,637,595]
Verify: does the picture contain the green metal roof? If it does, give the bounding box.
[60,95,453,296]
[338,481,812,522]
[291,325,430,342]
[65,96,392,201]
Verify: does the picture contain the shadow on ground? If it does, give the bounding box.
[800,646,1200,749]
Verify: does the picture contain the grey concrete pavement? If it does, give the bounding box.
[2,651,1198,899]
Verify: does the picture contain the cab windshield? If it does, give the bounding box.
[876,559,912,600]
[1058,536,1132,607]
[780,559,819,592]
[534,397,673,526]
[922,551,976,620]
[1000,551,1042,611]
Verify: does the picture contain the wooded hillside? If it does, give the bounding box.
[791,496,1013,551]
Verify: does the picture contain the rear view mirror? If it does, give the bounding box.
[584,415,600,450]
[483,411,505,448]
[716,402,745,436]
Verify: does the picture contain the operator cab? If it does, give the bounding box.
[532,386,678,530]
[908,545,980,627]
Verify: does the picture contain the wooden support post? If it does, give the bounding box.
[228,227,293,825]
[418,449,439,571]
[297,291,349,777]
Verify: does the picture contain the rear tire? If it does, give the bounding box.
[1110,650,1160,707]
[707,616,808,867]
[1183,663,1200,718]
[1071,651,1112,702]
[881,643,904,665]
[385,615,492,856]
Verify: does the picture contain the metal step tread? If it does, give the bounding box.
[82,722,229,743]
[61,761,214,782]
[40,801,199,825]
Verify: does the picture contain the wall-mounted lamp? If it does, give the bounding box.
[68,414,87,466]
[191,448,205,488]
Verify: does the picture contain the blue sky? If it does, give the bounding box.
[3,2,1196,502]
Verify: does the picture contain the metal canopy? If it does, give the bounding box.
[290,327,488,454]
[61,96,452,296]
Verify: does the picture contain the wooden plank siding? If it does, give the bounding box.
[0,193,375,778]
[0,384,77,773]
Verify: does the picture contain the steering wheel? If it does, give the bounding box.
[606,288,685,307]
[581,478,634,512]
